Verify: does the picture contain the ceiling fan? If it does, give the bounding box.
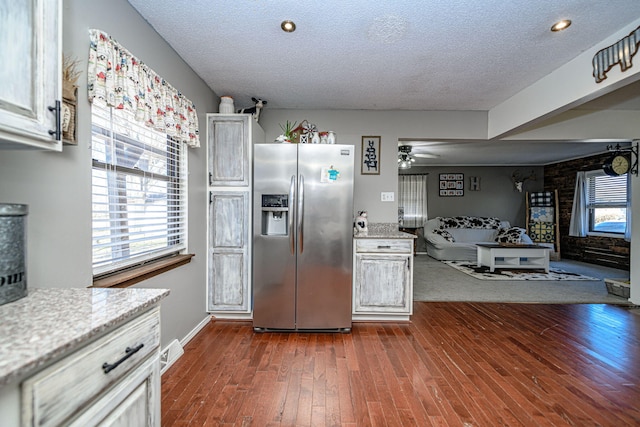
[397,144,439,169]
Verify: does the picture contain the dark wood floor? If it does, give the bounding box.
[161,302,640,426]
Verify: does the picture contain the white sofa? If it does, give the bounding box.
[424,216,533,261]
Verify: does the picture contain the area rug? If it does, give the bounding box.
[443,261,599,281]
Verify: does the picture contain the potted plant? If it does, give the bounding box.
[277,120,297,143]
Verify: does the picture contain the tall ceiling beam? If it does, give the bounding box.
[488,18,640,139]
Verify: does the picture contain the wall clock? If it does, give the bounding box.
[603,153,630,176]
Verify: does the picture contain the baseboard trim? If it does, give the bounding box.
[181,315,212,347]
[160,315,211,375]
[209,312,253,320]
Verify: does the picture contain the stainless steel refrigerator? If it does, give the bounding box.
[252,143,354,331]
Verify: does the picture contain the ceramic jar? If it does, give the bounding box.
[219,96,234,114]
[327,131,336,144]
[311,131,320,144]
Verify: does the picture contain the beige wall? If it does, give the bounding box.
[0,0,217,348]
[259,109,488,223]
[405,165,544,227]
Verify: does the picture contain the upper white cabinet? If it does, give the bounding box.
[0,0,62,151]
[207,114,250,186]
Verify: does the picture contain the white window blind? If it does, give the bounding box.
[586,172,627,208]
[91,101,187,275]
[585,171,628,234]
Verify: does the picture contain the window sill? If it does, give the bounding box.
[91,254,194,288]
[586,232,626,239]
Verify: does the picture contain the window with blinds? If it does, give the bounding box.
[398,174,428,228]
[585,171,627,234]
[91,101,187,275]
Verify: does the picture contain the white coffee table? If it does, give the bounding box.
[476,243,550,273]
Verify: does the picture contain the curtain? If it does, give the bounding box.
[398,174,428,228]
[569,171,587,237]
[625,171,632,241]
[87,29,200,147]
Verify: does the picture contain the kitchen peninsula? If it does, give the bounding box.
[353,223,416,321]
[0,287,169,426]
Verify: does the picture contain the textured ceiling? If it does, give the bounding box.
[127,0,640,112]
[126,0,640,165]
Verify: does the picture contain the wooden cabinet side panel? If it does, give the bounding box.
[91,381,148,426]
[207,191,250,312]
[354,254,411,313]
[208,252,246,310]
[210,193,246,248]
[207,115,249,186]
[359,257,407,306]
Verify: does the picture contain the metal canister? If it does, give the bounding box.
[0,204,27,305]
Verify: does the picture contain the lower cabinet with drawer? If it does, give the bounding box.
[353,238,413,321]
[21,307,161,427]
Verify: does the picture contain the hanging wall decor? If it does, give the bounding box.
[361,136,381,175]
[468,176,481,191]
[592,25,640,83]
[439,173,464,196]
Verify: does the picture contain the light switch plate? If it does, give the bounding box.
[381,192,394,202]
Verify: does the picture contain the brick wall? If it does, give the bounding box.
[544,153,630,270]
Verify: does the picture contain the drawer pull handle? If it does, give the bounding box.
[377,245,391,249]
[102,343,144,374]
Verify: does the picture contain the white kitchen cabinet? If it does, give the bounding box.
[66,356,159,427]
[0,0,62,151]
[21,307,161,427]
[207,114,251,187]
[353,238,413,321]
[206,114,264,317]
[207,191,250,312]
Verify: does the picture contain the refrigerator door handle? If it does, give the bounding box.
[289,175,296,255]
[298,174,304,254]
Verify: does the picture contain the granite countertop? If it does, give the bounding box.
[354,222,417,239]
[0,287,170,387]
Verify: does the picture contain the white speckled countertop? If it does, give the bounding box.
[0,287,170,387]
[353,222,417,239]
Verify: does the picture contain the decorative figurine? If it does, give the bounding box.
[354,211,368,234]
[237,97,267,122]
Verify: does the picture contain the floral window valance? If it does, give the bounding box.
[87,29,200,147]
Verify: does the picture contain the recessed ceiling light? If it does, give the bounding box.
[281,20,296,33]
[551,19,571,32]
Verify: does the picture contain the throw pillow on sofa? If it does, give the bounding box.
[440,216,501,229]
[433,228,455,242]
[495,227,529,244]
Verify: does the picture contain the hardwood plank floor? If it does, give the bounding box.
[161,303,640,426]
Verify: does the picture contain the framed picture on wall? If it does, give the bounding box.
[439,173,464,197]
[361,136,380,175]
